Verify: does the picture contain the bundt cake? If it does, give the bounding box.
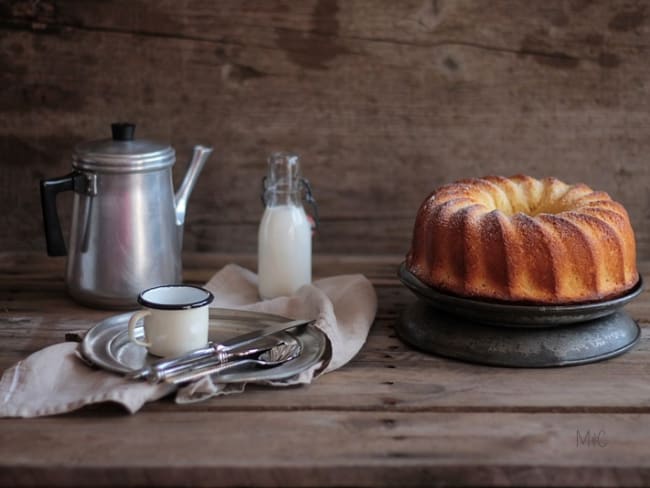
[406,175,638,304]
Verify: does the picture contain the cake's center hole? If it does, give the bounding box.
[486,195,572,217]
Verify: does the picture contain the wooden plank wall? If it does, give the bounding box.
[1,0,650,257]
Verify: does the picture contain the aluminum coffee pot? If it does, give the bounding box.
[40,123,213,309]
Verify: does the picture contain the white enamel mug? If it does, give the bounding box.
[127,284,214,357]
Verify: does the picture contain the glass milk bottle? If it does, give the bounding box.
[258,153,317,299]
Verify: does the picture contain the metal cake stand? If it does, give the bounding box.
[397,263,643,367]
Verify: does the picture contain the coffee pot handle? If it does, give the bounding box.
[40,172,78,256]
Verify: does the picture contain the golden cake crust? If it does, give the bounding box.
[405,175,639,304]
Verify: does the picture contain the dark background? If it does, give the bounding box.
[2,0,649,257]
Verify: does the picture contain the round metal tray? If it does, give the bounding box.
[397,300,641,368]
[399,263,643,327]
[79,307,328,383]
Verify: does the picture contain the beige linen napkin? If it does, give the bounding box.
[0,265,377,417]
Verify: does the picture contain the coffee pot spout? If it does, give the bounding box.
[175,145,213,226]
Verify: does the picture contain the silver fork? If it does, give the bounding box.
[145,343,282,383]
[166,342,303,385]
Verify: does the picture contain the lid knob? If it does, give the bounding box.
[111,122,136,141]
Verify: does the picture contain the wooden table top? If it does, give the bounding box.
[2,253,650,487]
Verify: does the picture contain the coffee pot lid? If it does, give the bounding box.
[72,123,175,173]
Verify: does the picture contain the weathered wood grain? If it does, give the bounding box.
[1,411,650,487]
[3,314,650,413]
[2,253,650,486]
[1,253,650,415]
[2,1,650,256]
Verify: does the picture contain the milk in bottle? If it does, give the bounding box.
[258,153,316,299]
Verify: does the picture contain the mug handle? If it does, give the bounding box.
[128,310,153,348]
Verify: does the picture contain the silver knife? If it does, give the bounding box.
[127,318,315,381]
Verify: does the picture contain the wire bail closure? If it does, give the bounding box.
[261,177,319,231]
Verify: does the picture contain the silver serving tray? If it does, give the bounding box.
[79,307,328,383]
[399,262,643,327]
